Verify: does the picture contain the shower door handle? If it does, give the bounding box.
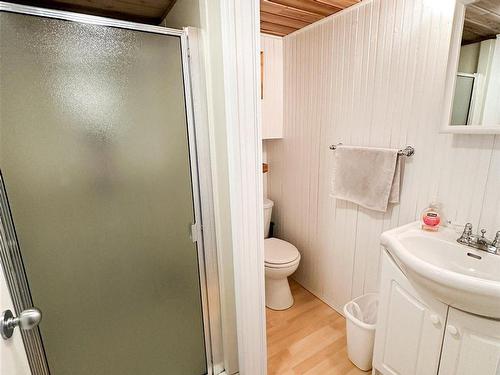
[1,308,42,340]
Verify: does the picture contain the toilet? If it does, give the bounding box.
[264,198,301,310]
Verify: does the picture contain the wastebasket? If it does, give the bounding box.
[343,293,378,371]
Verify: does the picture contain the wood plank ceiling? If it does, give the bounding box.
[6,0,177,24]
[463,0,500,44]
[261,0,360,36]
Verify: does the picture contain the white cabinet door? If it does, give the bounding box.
[261,33,283,139]
[439,308,500,375]
[373,251,447,375]
[0,266,31,375]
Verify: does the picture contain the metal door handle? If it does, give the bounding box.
[1,308,42,340]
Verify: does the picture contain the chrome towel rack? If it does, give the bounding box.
[328,144,415,157]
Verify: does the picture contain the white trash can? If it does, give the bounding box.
[343,293,378,371]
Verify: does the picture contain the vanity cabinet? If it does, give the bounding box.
[374,250,500,375]
[439,308,500,375]
[373,251,447,375]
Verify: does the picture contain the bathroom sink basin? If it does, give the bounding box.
[381,222,500,318]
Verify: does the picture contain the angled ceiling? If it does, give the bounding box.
[261,0,361,37]
[5,0,177,24]
[463,0,500,44]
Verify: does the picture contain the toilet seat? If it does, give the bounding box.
[264,238,300,268]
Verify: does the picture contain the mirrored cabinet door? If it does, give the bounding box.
[443,1,500,133]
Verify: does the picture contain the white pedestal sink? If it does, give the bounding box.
[381,221,500,319]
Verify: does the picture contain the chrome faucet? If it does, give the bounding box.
[457,223,500,255]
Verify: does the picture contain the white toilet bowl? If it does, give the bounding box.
[264,237,301,310]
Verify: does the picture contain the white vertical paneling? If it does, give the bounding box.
[479,135,500,231]
[261,34,283,139]
[220,0,266,372]
[267,0,500,314]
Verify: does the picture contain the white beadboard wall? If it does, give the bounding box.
[266,0,500,314]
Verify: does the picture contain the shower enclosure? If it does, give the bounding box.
[0,3,219,374]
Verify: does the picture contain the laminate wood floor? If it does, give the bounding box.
[266,280,370,375]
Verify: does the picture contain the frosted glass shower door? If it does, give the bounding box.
[0,11,207,375]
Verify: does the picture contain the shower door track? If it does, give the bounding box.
[0,2,221,374]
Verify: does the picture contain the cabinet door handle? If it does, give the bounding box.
[430,314,441,326]
[447,325,460,337]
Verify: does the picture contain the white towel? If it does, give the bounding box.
[330,146,403,212]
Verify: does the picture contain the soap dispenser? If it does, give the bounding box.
[421,202,442,231]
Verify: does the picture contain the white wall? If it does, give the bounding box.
[267,0,500,314]
[161,0,201,28]
[482,36,500,124]
[0,266,31,375]
[471,39,495,125]
[458,42,480,73]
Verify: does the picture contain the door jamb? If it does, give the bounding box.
[218,0,268,373]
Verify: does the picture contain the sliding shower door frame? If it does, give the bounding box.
[0,3,221,374]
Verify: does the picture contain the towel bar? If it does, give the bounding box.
[328,144,415,157]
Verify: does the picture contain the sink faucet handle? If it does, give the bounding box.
[492,231,500,248]
[464,223,473,235]
[480,228,487,238]
[458,223,473,244]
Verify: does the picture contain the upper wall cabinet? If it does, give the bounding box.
[442,0,500,134]
[261,34,283,139]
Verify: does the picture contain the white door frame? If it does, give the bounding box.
[0,3,222,374]
[218,0,268,373]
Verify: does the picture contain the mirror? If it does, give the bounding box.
[443,0,500,133]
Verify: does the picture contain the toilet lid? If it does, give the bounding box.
[264,238,300,265]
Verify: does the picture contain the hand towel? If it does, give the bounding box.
[331,146,403,212]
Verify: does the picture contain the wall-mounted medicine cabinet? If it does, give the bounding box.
[442,0,500,134]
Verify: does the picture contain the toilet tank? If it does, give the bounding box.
[263,198,274,238]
